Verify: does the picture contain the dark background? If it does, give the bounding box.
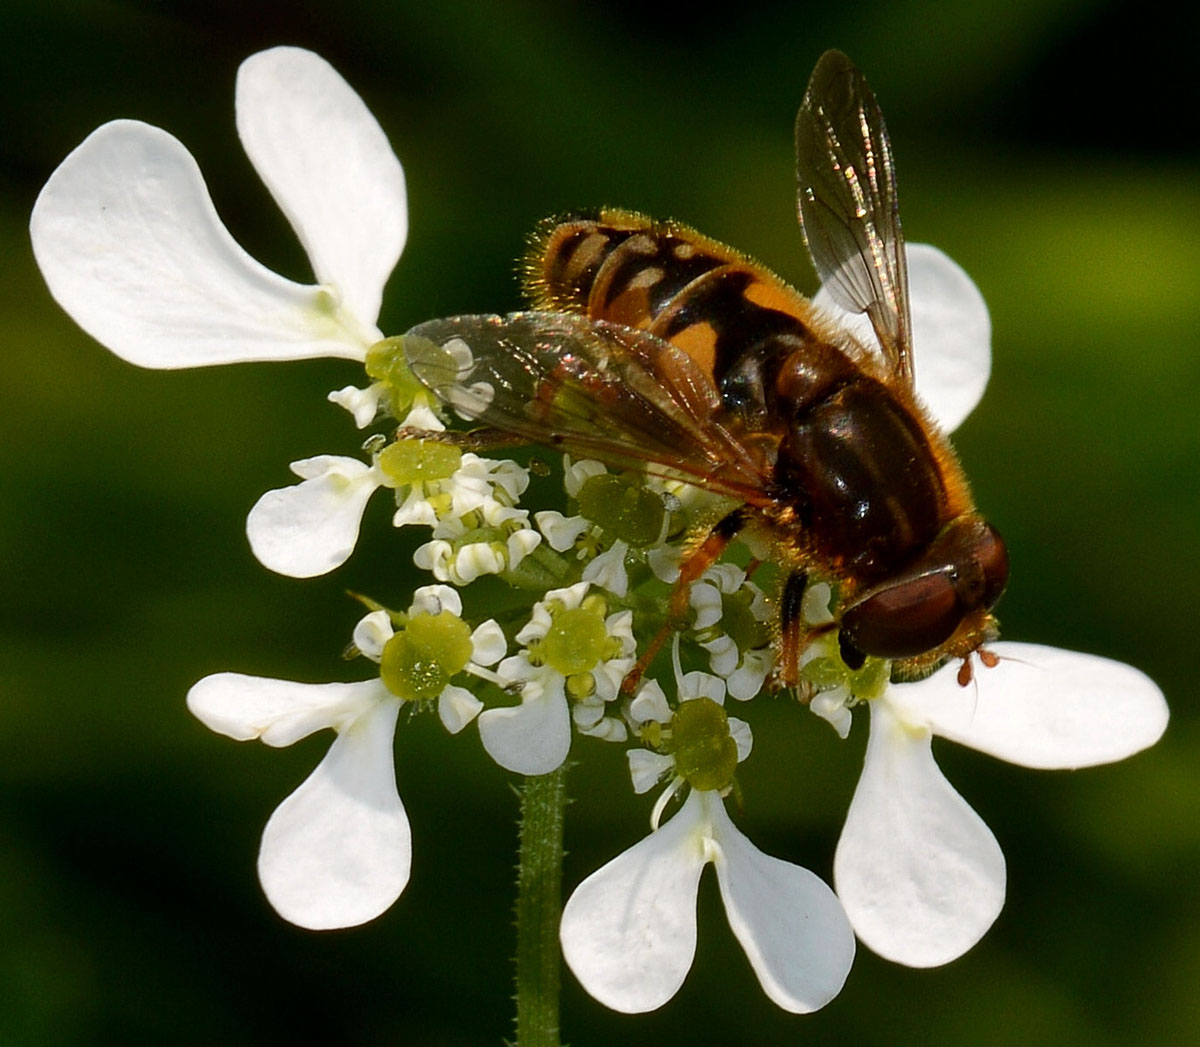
[3,1,1197,1044]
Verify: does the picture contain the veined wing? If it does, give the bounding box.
[795,49,913,385]
[403,312,775,504]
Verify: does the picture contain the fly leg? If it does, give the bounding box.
[620,507,749,695]
[394,425,529,453]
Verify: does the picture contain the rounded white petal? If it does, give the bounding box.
[726,649,772,701]
[236,47,406,327]
[534,511,590,552]
[438,684,484,734]
[469,619,507,666]
[478,693,571,775]
[811,686,854,740]
[905,244,991,432]
[506,527,543,567]
[680,670,726,705]
[579,716,628,743]
[891,642,1168,769]
[412,538,451,578]
[707,793,854,1012]
[391,489,440,529]
[246,456,381,577]
[572,698,606,730]
[560,790,707,1012]
[258,698,409,929]
[407,583,462,618]
[814,243,989,432]
[582,542,629,597]
[630,679,672,726]
[835,697,1005,967]
[352,609,394,662]
[690,580,722,629]
[628,749,676,794]
[31,120,367,368]
[187,673,387,747]
[727,717,753,762]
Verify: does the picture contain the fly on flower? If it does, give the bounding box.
[401,49,1006,688]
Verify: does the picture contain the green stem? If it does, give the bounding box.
[513,765,567,1047]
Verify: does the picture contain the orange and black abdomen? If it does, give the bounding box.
[523,208,825,425]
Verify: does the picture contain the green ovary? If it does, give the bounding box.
[378,439,462,487]
[542,607,609,676]
[380,611,473,702]
[576,474,664,548]
[666,697,738,792]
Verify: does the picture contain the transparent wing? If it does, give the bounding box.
[403,312,774,504]
[795,49,913,385]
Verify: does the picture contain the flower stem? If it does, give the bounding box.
[513,765,567,1047]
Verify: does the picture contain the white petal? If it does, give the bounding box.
[834,698,1005,967]
[246,456,380,577]
[572,698,606,730]
[328,382,385,428]
[258,698,409,929]
[726,649,772,701]
[579,716,628,743]
[391,489,440,529]
[478,693,571,775]
[810,686,854,740]
[628,749,675,793]
[31,120,367,368]
[890,642,1169,769]
[352,609,394,662]
[407,583,462,618]
[560,790,707,1012]
[398,402,445,431]
[187,673,387,747]
[702,634,739,677]
[506,528,543,567]
[453,542,503,583]
[727,717,753,762]
[814,243,989,432]
[469,619,507,666]
[438,685,484,734]
[680,670,726,705]
[707,794,854,1013]
[236,47,406,328]
[630,679,672,726]
[906,244,991,432]
[582,542,629,596]
[534,511,590,552]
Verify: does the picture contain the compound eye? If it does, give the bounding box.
[840,569,961,660]
[977,522,1010,610]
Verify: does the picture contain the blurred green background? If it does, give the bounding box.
[3,1,1197,1044]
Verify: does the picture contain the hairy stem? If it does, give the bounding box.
[513,765,567,1047]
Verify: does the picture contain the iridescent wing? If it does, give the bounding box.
[795,49,913,385]
[403,312,775,504]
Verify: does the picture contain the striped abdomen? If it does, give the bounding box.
[523,208,825,425]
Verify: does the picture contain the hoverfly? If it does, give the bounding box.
[402,49,1008,685]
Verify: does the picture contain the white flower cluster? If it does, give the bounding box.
[31,45,1168,1018]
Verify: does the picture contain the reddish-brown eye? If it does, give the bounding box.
[840,569,962,660]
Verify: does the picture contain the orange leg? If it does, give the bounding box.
[620,508,747,695]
